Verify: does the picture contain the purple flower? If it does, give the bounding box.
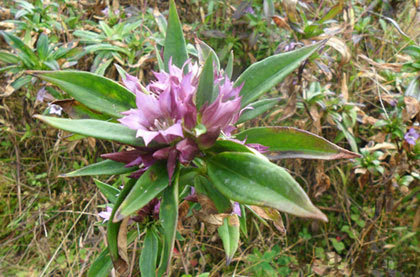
[233,202,241,217]
[115,59,243,179]
[404,128,419,145]
[48,104,63,116]
[98,206,113,222]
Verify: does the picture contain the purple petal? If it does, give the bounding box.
[101,150,143,164]
[176,138,199,164]
[136,128,160,146]
[123,73,141,93]
[159,122,184,143]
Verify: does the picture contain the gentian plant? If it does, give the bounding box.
[33,1,359,275]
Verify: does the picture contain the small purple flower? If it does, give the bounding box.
[404,128,419,145]
[233,202,241,217]
[98,206,113,222]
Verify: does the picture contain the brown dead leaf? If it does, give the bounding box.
[341,73,349,102]
[402,96,419,120]
[364,142,396,152]
[197,194,218,215]
[358,54,402,72]
[118,217,130,264]
[249,206,286,234]
[314,162,331,198]
[312,259,328,275]
[357,107,378,125]
[272,15,290,29]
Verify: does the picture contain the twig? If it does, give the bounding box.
[14,144,22,215]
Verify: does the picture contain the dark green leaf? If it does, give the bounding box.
[225,50,234,79]
[87,248,113,277]
[157,171,179,276]
[1,31,37,64]
[218,215,240,265]
[35,71,136,118]
[114,162,169,221]
[163,0,188,70]
[94,179,120,204]
[34,116,145,146]
[0,51,20,64]
[236,127,359,160]
[196,54,215,109]
[107,179,136,262]
[207,152,327,221]
[235,41,324,107]
[36,33,49,60]
[139,227,159,277]
[62,160,135,177]
[237,98,280,124]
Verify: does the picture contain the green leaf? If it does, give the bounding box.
[94,179,120,204]
[85,44,131,56]
[157,171,179,276]
[107,179,136,263]
[0,51,21,64]
[402,45,420,59]
[196,38,220,70]
[207,152,327,221]
[194,175,231,213]
[235,41,324,107]
[11,75,32,90]
[87,248,113,277]
[235,127,359,160]
[35,71,136,118]
[34,116,145,146]
[196,54,215,109]
[139,227,159,277]
[237,98,280,124]
[163,0,188,70]
[114,162,169,221]
[62,160,135,177]
[1,31,37,64]
[225,50,234,79]
[217,215,240,265]
[36,33,49,60]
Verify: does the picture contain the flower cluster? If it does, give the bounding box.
[103,60,243,180]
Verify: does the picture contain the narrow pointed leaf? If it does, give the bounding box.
[88,248,113,277]
[36,33,49,60]
[236,127,359,160]
[1,31,37,63]
[114,162,169,221]
[225,50,234,79]
[235,41,324,107]
[94,179,120,204]
[196,54,215,109]
[62,160,136,177]
[107,179,137,263]
[0,51,21,64]
[139,227,159,277]
[196,38,220,70]
[158,173,179,276]
[35,71,136,118]
[207,152,327,221]
[35,115,145,147]
[237,98,280,124]
[217,214,240,265]
[194,175,231,213]
[163,0,188,70]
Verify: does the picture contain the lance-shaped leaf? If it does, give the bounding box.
[207,152,327,221]
[163,0,188,71]
[107,179,136,265]
[196,38,220,70]
[94,179,120,204]
[1,31,37,64]
[157,172,179,276]
[62,160,136,177]
[194,175,231,213]
[139,227,159,277]
[87,248,113,277]
[114,162,169,221]
[225,51,234,79]
[235,41,324,107]
[196,54,215,109]
[218,214,240,265]
[34,71,136,118]
[236,127,359,160]
[35,116,145,147]
[237,98,280,124]
[0,51,21,64]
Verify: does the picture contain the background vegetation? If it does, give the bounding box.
[0,0,419,276]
